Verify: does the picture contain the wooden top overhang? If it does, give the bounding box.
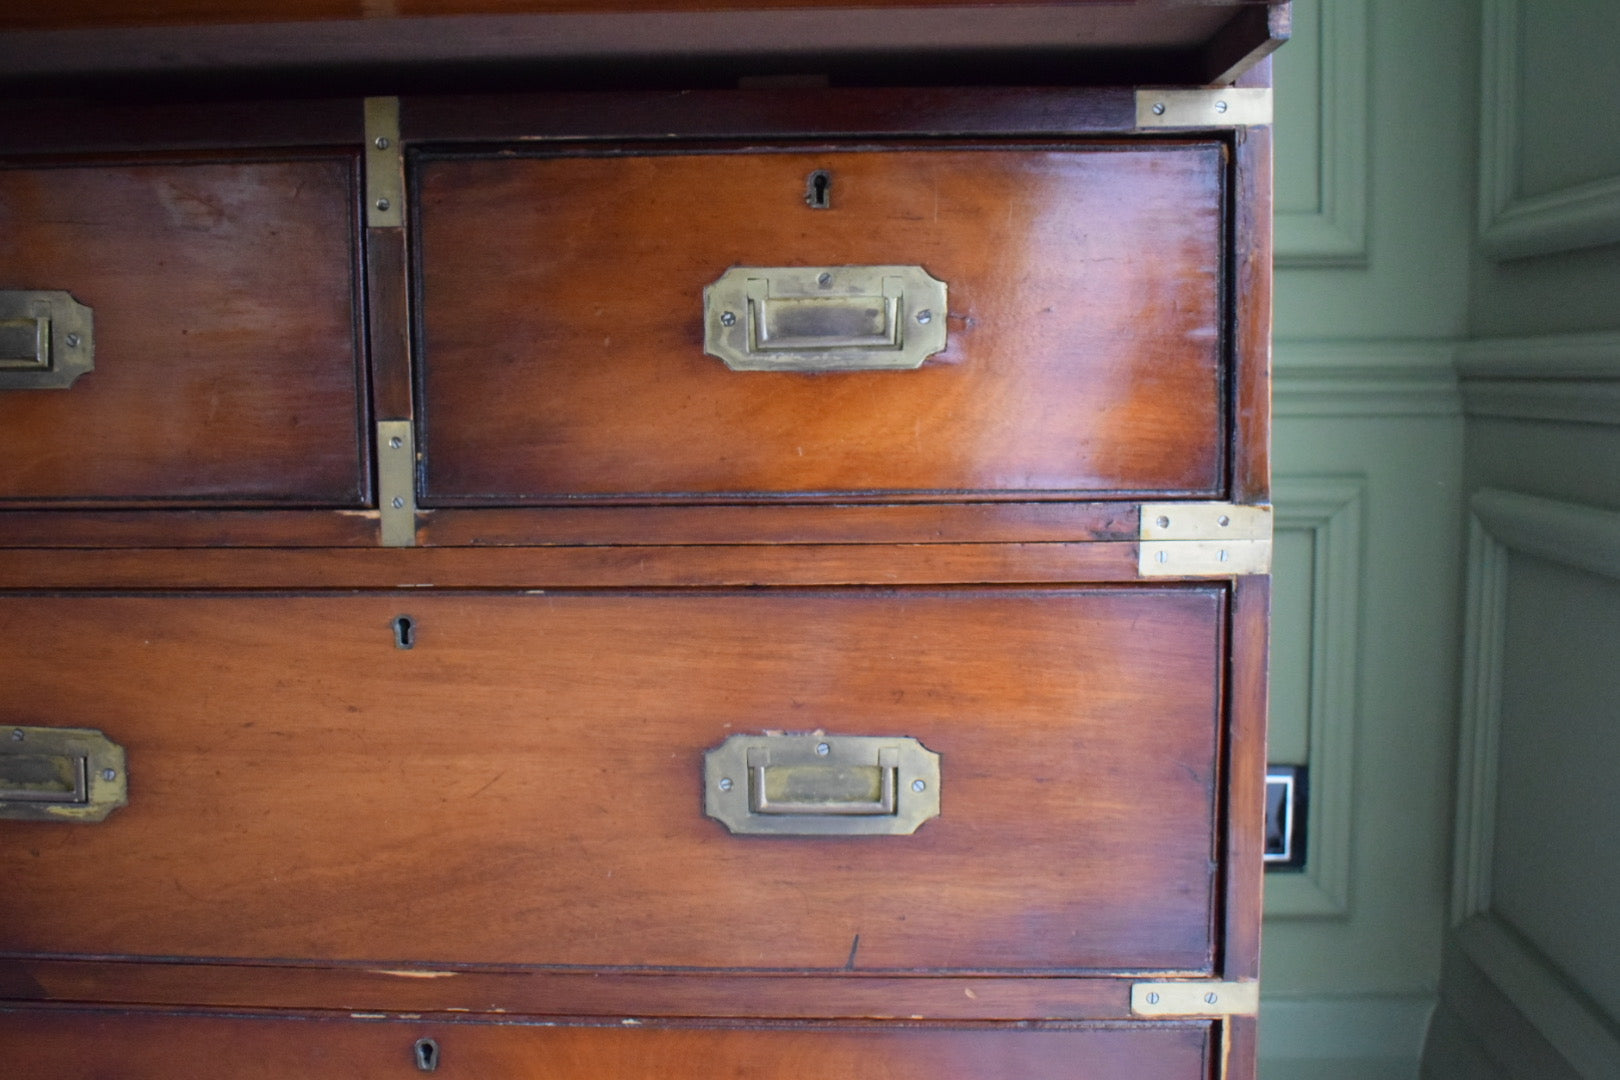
[0,1,1288,95]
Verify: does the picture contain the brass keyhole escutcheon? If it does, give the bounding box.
[413,1037,440,1072]
[805,169,831,209]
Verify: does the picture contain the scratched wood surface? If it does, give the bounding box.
[0,588,1224,974]
[415,143,1226,504]
[0,154,366,506]
[0,1010,1213,1080]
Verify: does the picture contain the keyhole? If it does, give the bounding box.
[413,1037,440,1072]
[805,169,831,209]
[392,614,416,650]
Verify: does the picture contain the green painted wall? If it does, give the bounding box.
[1208,2,1619,1075]
[1495,556,1620,1022]
[1421,0,1620,1076]
[1262,1,1472,1076]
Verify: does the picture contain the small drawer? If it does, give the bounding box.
[0,587,1225,975]
[0,153,367,506]
[0,1010,1214,1079]
[414,143,1226,505]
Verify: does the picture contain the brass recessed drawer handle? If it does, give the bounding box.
[752,751,898,817]
[704,732,940,836]
[703,265,948,372]
[0,726,127,822]
[0,291,95,390]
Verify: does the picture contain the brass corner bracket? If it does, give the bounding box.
[1139,502,1272,578]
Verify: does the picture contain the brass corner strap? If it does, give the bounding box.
[1131,980,1258,1019]
[1135,88,1273,129]
[1139,502,1272,578]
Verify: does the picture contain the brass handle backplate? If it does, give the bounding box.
[704,732,940,836]
[703,266,947,372]
[0,291,95,390]
[0,726,127,822]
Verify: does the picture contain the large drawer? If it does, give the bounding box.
[414,143,1226,505]
[0,1010,1214,1080]
[0,153,367,506]
[0,588,1226,974]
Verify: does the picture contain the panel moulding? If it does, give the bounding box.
[1265,476,1366,918]
[1456,332,1620,426]
[1477,0,1620,260]
[1274,0,1370,267]
[1273,340,1461,418]
[1448,488,1620,1077]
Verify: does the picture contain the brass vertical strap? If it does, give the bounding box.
[364,97,404,229]
[377,421,417,548]
[365,97,415,545]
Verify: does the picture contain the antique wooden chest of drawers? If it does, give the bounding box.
[0,3,1283,1076]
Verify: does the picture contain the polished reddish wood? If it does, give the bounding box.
[367,225,414,422]
[419,501,1138,547]
[0,1009,1213,1080]
[0,509,380,548]
[0,542,1142,589]
[0,99,360,157]
[415,143,1225,504]
[5,960,1139,1020]
[0,153,367,506]
[0,6,1285,100]
[1221,575,1269,981]
[1230,103,1274,506]
[0,502,1133,549]
[1,0,1280,31]
[403,88,1138,143]
[1226,1017,1259,1080]
[0,588,1224,974]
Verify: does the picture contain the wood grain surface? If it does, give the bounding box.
[0,542,1145,590]
[0,502,1136,550]
[0,154,366,506]
[0,1010,1213,1080]
[1,960,1137,1020]
[0,588,1224,974]
[415,143,1226,504]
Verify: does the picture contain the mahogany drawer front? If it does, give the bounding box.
[0,587,1224,974]
[0,1011,1213,1080]
[414,143,1226,505]
[0,154,367,506]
